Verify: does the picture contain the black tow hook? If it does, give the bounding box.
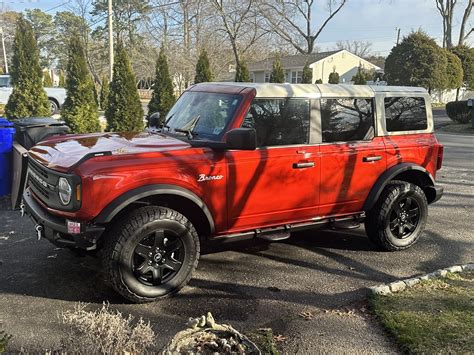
[35,224,44,240]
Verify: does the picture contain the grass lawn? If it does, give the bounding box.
[370,272,474,354]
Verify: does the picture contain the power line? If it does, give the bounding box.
[44,0,71,13]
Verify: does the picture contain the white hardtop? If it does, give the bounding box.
[206,82,427,99]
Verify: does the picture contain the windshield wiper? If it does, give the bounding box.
[173,115,201,140]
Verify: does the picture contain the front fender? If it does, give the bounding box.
[93,184,215,233]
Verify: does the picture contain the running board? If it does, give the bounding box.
[214,212,365,242]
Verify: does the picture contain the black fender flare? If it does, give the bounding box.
[94,184,215,233]
[363,163,435,211]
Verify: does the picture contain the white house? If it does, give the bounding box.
[248,49,382,84]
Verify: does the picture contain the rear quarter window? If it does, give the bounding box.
[384,97,428,132]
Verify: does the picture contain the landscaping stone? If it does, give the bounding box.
[403,278,420,287]
[446,265,463,273]
[462,264,474,271]
[389,281,406,293]
[368,285,391,295]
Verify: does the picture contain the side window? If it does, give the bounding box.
[321,98,375,143]
[242,98,310,147]
[384,97,427,132]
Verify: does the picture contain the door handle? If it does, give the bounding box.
[362,155,382,162]
[293,161,315,169]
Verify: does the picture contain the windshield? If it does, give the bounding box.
[165,91,242,141]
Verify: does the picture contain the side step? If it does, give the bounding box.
[257,231,291,241]
[331,221,361,230]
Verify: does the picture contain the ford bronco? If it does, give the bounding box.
[23,83,443,302]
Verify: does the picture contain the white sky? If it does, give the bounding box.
[2,0,473,56]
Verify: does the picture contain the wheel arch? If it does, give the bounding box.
[94,184,215,238]
[363,163,436,211]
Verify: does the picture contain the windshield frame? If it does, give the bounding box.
[163,91,244,142]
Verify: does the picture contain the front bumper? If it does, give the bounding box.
[23,188,105,250]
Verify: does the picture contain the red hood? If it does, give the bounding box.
[28,131,191,171]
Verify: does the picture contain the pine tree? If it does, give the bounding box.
[328,71,340,84]
[444,49,463,90]
[235,61,250,82]
[5,17,50,119]
[270,56,285,83]
[352,66,367,85]
[43,70,53,87]
[194,50,213,83]
[99,75,109,111]
[106,42,144,131]
[60,36,100,133]
[58,71,66,87]
[148,47,175,121]
[302,63,312,84]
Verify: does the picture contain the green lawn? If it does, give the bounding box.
[438,122,474,134]
[371,272,474,354]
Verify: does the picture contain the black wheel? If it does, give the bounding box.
[102,206,200,303]
[365,180,428,251]
[49,99,59,115]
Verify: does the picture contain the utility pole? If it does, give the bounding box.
[0,27,7,73]
[396,27,401,45]
[108,0,113,81]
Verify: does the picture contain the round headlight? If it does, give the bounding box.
[58,177,72,205]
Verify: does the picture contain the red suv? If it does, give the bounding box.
[23,83,443,302]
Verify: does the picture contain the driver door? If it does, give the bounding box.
[225,98,320,232]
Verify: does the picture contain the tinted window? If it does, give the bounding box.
[321,98,375,142]
[242,98,310,147]
[385,97,427,132]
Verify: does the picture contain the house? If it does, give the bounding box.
[248,49,382,84]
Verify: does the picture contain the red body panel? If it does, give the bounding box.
[27,86,442,238]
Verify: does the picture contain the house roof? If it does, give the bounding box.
[248,50,342,72]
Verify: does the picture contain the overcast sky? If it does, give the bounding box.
[2,0,473,56]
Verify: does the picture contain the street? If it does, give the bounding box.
[0,130,472,353]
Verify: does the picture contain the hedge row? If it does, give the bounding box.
[446,100,472,124]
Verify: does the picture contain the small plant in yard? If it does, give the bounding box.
[0,330,12,354]
[270,55,285,83]
[194,50,213,84]
[235,61,250,82]
[328,70,340,84]
[370,272,474,354]
[60,303,155,354]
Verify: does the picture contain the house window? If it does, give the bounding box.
[291,71,303,83]
[264,72,270,83]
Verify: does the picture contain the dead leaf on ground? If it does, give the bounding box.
[273,334,286,343]
[298,311,315,320]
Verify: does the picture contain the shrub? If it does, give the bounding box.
[60,36,100,134]
[302,63,312,84]
[148,46,175,120]
[0,330,12,353]
[446,100,471,123]
[269,56,285,83]
[61,303,155,354]
[5,17,50,119]
[43,70,53,87]
[235,61,250,82]
[328,71,340,84]
[106,42,144,131]
[194,50,213,83]
[315,79,323,84]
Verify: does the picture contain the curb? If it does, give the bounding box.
[367,263,474,296]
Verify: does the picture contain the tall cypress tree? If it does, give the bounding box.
[106,42,144,131]
[302,63,312,84]
[6,17,50,119]
[194,50,213,83]
[148,47,175,120]
[270,56,285,83]
[60,36,100,133]
[43,70,53,87]
[58,71,66,87]
[99,75,109,111]
[235,61,250,82]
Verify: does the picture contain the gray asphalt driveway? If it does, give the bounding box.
[0,132,472,353]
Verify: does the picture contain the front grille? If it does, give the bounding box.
[28,158,49,179]
[28,159,56,205]
[29,175,50,199]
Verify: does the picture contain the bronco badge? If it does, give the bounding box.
[197,174,223,182]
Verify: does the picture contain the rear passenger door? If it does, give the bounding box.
[225,98,320,232]
[318,97,387,216]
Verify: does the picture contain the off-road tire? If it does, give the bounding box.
[102,206,200,303]
[365,180,428,251]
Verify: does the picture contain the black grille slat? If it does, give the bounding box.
[29,175,50,199]
[29,160,48,179]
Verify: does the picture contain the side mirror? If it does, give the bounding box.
[226,128,257,150]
